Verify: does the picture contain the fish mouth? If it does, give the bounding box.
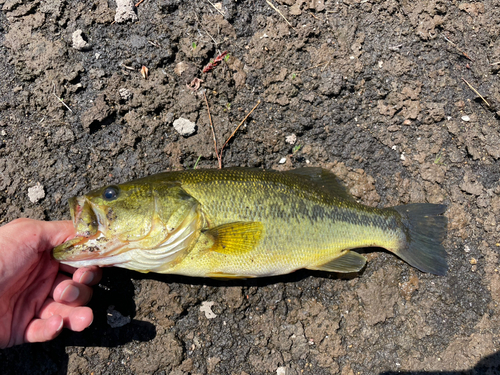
[53,196,124,262]
[70,196,99,237]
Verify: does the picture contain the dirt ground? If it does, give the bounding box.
[1,0,500,374]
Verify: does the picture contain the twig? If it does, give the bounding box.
[121,63,136,71]
[203,92,222,168]
[52,84,73,113]
[135,0,145,7]
[203,93,261,169]
[309,12,320,20]
[266,0,294,29]
[205,0,225,17]
[461,78,490,107]
[148,40,161,48]
[491,61,500,66]
[443,35,473,61]
[295,61,329,74]
[195,13,219,47]
[220,100,261,156]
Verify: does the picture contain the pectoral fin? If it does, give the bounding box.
[204,221,264,256]
[308,251,366,273]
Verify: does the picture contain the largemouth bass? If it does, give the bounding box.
[53,168,447,277]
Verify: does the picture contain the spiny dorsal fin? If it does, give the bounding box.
[204,221,264,256]
[284,168,355,202]
[308,251,366,273]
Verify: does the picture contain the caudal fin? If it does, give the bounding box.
[392,204,448,275]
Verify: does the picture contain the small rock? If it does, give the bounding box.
[174,62,188,76]
[461,115,470,122]
[285,134,297,145]
[173,118,196,137]
[107,305,131,328]
[72,30,90,51]
[200,301,217,319]
[115,0,138,23]
[28,183,45,203]
[279,157,287,164]
[119,88,133,100]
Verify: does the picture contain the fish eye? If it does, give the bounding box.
[103,186,119,201]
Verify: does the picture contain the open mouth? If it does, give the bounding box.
[70,196,99,237]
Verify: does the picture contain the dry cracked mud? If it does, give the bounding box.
[1,0,500,374]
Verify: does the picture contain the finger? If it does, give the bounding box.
[24,314,64,344]
[59,264,78,274]
[53,280,93,306]
[39,299,94,332]
[72,266,103,286]
[37,220,76,252]
[50,273,71,298]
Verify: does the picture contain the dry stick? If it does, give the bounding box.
[491,61,500,66]
[295,61,329,74]
[462,78,490,107]
[266,0,294,29]
[53,84,73,113]
[203,93,261,169]
[443,35,473,61]
[203,92,222,168]
[219,100,262,157]
[135,0,146,7]
[205,0,225,17]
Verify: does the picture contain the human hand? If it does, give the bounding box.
[0,218,102,348]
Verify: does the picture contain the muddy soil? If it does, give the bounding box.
[1,0,500,374]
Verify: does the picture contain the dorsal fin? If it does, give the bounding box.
[284,168,355,201]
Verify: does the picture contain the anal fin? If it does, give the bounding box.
[308,251,366,273]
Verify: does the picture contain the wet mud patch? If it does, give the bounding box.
[1,0,500,374]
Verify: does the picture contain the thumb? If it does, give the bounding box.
[2,218,76,253]
[36,220,76,252]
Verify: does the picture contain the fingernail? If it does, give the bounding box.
[61,284,80,303]
[79,271,94,285]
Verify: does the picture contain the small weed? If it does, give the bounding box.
[292,145,302,154]
[191,42,197,50]
[291,73,297,79]
[193,155,202,169]
[226,103,231,110]
[224,53,231,62]
[434,152,444,165]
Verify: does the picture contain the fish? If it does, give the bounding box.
[53,168,447,277]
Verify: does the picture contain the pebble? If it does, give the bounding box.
[279,157,287,164]
[115,0,138,23]
[28,183,45,203]
[200,301,217,319]
[72,30,90,51]
[119,88,133,100]
[173,118,196,137]
[285,134,297,145]
[461,115,470,122]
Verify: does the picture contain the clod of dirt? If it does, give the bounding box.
[114,0,138,24]
[119,87,132,101]
[27,183,45,203]
[72,29,90,51]
[106,305,131,328]
[173,117,196,137]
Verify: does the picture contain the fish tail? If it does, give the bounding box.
[392,203,448,275]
